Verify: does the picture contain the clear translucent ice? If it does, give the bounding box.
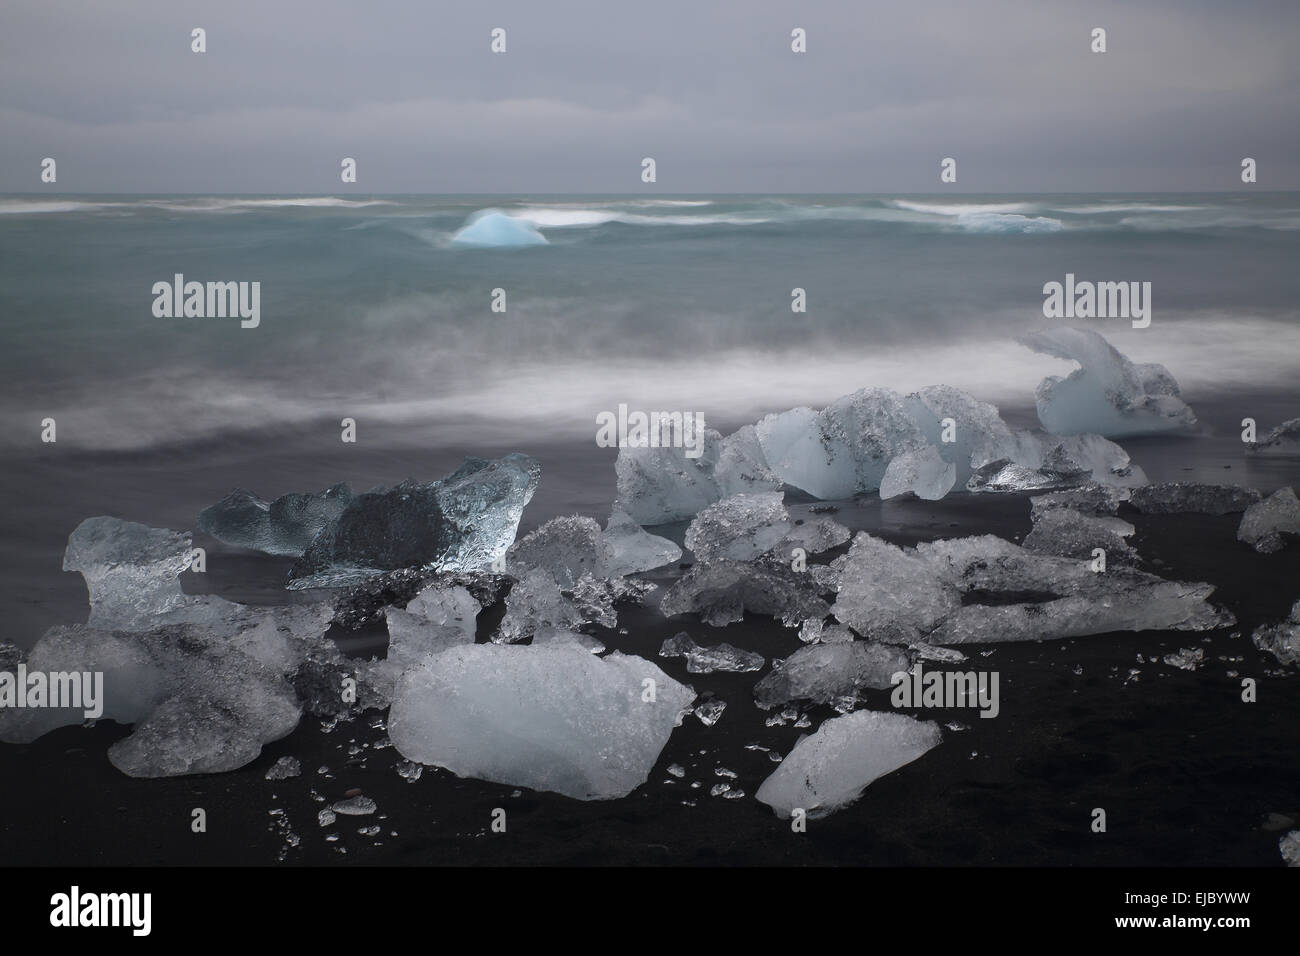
[755,710,942,819]
[602,509,682,577]
[756,388,926,499]
[1020,327,1197,437]
[1237,487,1300,553]
[684,492,792,563]
[753,642,911,709]
[289,454,540,588]
[388,642,696,800]
[196,483,353,556]
[1,516,360,777]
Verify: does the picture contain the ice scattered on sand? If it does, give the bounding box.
[1020,327,1197,437]
[289,454,540,589]
[755,710,942,818]
[197,484,353,556]
[1237,487,1300,553]
[753,642,911,709]
[1128,482,1261,515]
[659,632,764,673]
[388,642,695,800]
[684,492,792,563]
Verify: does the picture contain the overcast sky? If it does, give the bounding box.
[2,0,1298,193]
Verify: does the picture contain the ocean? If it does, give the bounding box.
[1,193,1298,866]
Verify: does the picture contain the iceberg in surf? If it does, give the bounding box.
[288,454,540,589]
[1020,327,1197,437]
[450,210,547,247]
[387,642,695,800]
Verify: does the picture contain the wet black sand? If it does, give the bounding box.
[2,478,1298,866]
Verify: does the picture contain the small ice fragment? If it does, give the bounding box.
[264,756,302,781]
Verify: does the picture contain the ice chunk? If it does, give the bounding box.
[0,621,305,777]
[693,694,727,726]
[967,459,1076,494]
[601,509,682,577]
[879,445,956,500]
[1030,484,1126,517]
[903,385,1020,483]
[683,492,791,563]
[1252,600,1300,666]
[832,533,961,643]
[778,517,851,556]
[914,534,1233,643]
[1020,327,1197,437]
[63,516,194,631]
[531,627,606,654]
[289,454,540,588]
[197,483,354,556]
[494,568,590,644]
[755,710,942,819]
[506,515,609,588]
[331,567,511,629]
[1128,482,1261,515]
[1248,418,1300,456]
[450,210,547,247]
[1237,487,1300,553]
[265,756,302,780]
[659,560,830,628]
[385,584,480,668]
[1043,434,1148,488]
[714,425,783,496]
[388,643,695,800]
[928,579,1231,644]
[658,632,764,673]
[1281,831,1300,867]
[614,428,723,524]
[753,642,911,709]
[1023,508,1135,561]
[756,389,927,499]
